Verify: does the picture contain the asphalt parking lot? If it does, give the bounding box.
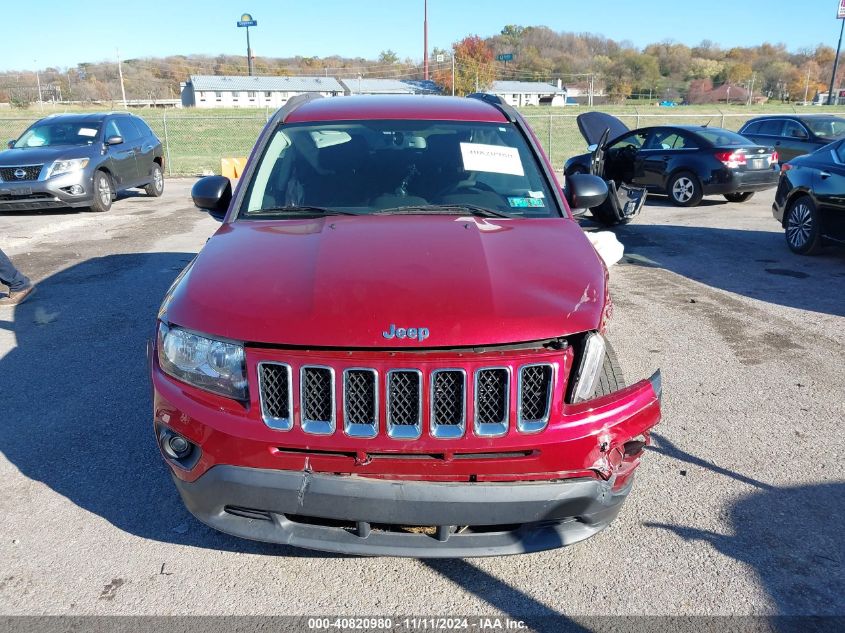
[0,180,843,621]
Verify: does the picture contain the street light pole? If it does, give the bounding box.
[423,0,429,81]
[246,26,254,76]
[828,17,845,105]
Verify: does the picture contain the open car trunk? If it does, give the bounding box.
[576,113,647,226]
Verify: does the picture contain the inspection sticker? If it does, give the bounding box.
[508,197,545,208]
[78,128,98,137]
[460,142,524,176]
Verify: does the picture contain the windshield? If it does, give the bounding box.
[694,128,752,147]
[15,121,101,148]
[239,120,559,218]
[804,117,845,138]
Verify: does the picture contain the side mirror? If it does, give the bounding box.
[192,175,232,221]
[7,140,15,149]
[564,174,608,211]
[105,135,123,146]
[587,143,598,152]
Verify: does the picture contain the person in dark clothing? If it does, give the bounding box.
[0,247,35,306]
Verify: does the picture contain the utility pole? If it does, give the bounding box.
[451,50,455,96]
[423,0,429,81]
[117,48,128,109]
[34,62,43,111]
[588,73,594,107]
[804,67,811,105]
[747,73,756,106]
[829,16,845,105]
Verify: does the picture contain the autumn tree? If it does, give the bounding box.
[434,35,494,96]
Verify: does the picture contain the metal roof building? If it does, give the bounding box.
[181,75,344,108]
[339,78,417,95]
[488,81,567,107]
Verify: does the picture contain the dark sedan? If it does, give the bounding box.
[565,112,780,207]
[739,115,845,163]
[773,141,845,255]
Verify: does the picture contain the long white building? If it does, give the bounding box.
[180,75,345,108]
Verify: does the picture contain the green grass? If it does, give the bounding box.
[3,102,845,175]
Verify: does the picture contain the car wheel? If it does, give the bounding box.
[668,171,703,207]
[724,192,755,203]
[592,340,626,397]
[784,195,822,255]
[88,170,113,213]
[144,163,164,197]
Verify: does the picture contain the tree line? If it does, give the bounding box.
[0,25,837,106]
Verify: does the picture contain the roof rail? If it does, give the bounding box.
[467,92,517,122]
[269,92,323,126]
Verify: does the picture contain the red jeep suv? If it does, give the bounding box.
[151,94,662,556]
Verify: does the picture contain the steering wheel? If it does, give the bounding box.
[438,180,496,197]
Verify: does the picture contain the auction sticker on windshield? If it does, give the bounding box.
[460,142,524,176]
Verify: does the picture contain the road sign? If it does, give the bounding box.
[436,54,445,63]
[238,12,257,27]
[496,53,514,62]
[838,0,845,18]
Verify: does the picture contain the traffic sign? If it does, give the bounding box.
[496,53,514,62]
[238,12,257,27]
[838,0,845,19]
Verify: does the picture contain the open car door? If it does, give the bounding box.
[577,113,647,227]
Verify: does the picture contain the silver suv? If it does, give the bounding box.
[0,112,164,212]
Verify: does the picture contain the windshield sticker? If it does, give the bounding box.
[78,128,98,137]
[460,142,524,176]
[508,197,545,208]
[528,190,545,198]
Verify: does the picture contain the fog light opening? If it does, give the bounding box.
[60,184,85,195]
[160,429,193,460]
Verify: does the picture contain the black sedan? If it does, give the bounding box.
[773,141,845,255]
[739,115,845,163]
[565,112,780,207]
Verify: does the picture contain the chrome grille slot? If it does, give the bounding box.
[518,364,553,433]
[386,369,422,439]
[343,368,378,438]
[474,368,510,437]
[430,369,466,439]
[300,366,335,435]
[258,362,293,431]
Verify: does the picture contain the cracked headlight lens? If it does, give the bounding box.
[157,322,248,400]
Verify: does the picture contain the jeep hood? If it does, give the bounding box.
[164,216,607,348]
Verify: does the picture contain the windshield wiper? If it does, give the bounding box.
[374,204,514,218]
[250,206,357,217]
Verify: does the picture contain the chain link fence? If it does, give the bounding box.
[0,110,793,177]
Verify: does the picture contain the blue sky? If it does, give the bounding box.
[1,0,842,71]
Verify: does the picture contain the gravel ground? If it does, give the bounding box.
[0,181,842,623]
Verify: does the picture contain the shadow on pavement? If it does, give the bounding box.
[0,253,338,557]
[646,433,844,617]
[584,221,845,316]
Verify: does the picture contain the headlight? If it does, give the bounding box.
[47,158,89,178]
[157,322,248,400]
[571,332,606,403]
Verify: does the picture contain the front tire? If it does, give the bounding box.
[785,195,822,255]
[88,170,113,213]
[724,192,754,203]
[668,171,703,207]
[144,163,164,197]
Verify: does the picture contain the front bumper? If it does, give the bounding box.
[151,342,661,556]
[702,167,779,195]
[0,171,94,211]
[173,465,633,557]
